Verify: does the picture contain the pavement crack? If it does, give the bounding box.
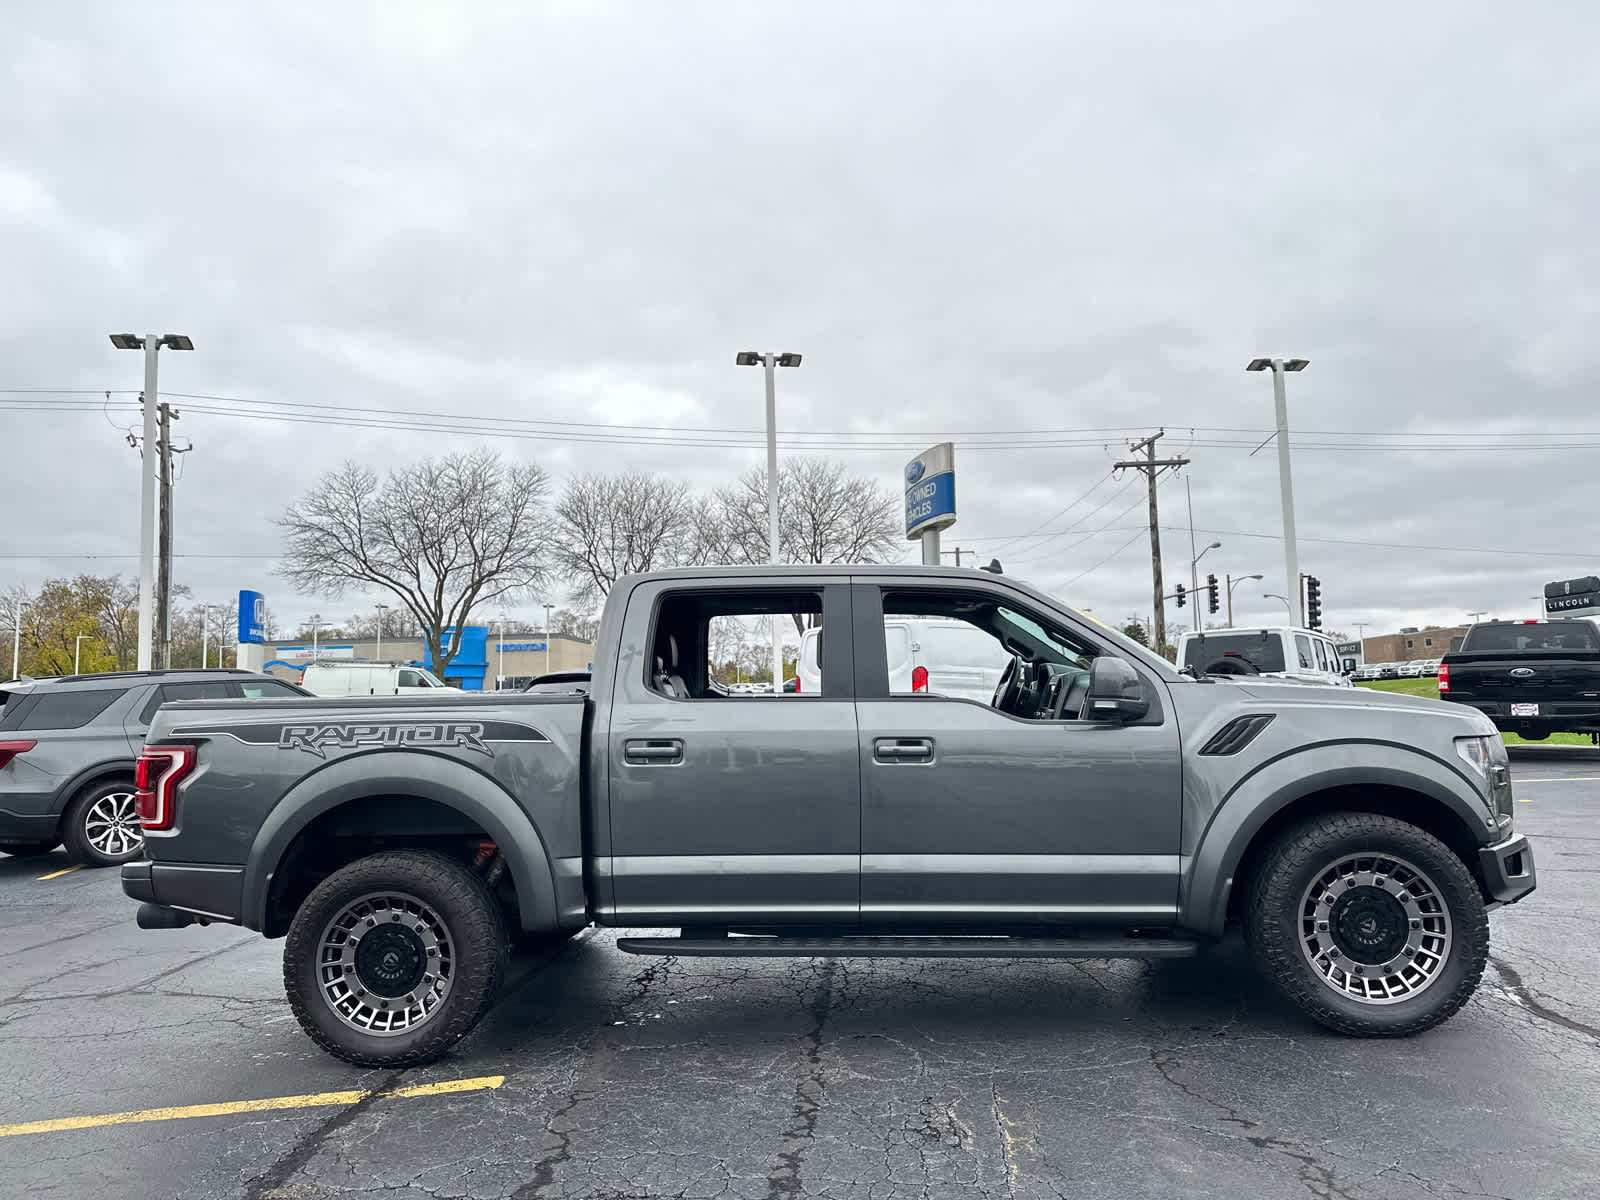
[1489,955,1600,1041]
[764,959,836,1200]
[241,1069,405,1199]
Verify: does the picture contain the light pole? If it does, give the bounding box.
[1226,573,1263,626]
[1467,610,1488,624]
[1264,592,1294,622]
[1190,540,1221,632]
[200,605,219,669]
[1247,357,1308,627]
[110,333,193,670]
[496,620,506,691]
[74,634,91,675]
[543,602,554,674]
[308,613,322,663]
[375,603,389,662]
[737,350,802,693]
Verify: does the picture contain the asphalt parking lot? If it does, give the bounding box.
[4,751,1599,1200]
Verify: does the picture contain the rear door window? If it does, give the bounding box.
[17,688,124,731]
[140,680,239,724]
[1294,635,1315,669]
[240,680,305,699]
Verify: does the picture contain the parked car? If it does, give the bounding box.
[1440,619,1600,741]
[1175,627,1353,687]
[299,663,462,697]
[125,564,1532,1066]
[1375,662,1401,680]
[521,671,591,695]
[0,669,309,865]
[1399,661,1425,679]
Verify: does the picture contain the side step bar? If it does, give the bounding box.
[615,935,1199,960]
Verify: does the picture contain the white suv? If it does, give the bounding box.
[1175,627,1354,687]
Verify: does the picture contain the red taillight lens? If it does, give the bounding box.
[912,666,928,693]
[0,739,36,770]
[135,745,196,831]
[1438,664,1450,694]
[792,676,800,693]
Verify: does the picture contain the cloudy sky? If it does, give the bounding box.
[4,1,1596,642]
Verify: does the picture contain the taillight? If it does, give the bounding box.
[1438,664,1450,694]
[792,676,800,693]
[0,739,36,770]
[135,745,196,831]
[912,666,928,693]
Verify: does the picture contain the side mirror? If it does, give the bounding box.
[1342,658,1357,676]
[1086,657,1149,723]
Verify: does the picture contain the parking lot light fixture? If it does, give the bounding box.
[1247,356,1308,626]
[1264,592,1294,622]
[736,349,803,693]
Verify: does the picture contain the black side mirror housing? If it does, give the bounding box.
[1086,657,1149,722]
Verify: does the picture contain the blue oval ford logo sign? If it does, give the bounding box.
[1510,667,1536,678]
[905,460,926,484]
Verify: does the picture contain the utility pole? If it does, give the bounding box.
[940,547,967,567]
[152,402,190,669]
[1114,431,1190,660]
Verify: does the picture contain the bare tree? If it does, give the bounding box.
[550,472,697,607]
[551,608,601,644]
[708,457,902,630]
[278,449,552,674]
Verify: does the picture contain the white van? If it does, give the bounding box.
[796,618,1012,702]
[1175,627,1354,687]
[299,663,463,697]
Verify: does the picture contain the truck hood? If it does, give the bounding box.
[1227,678,1484,720]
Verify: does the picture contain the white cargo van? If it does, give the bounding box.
[796,617,1011,702]
[1175,627,1354,687]
[299,663,463,697]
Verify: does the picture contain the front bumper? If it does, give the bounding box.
[1478,834,1536,905]
[121,859,245,925]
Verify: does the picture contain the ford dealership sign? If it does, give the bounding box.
[904,442,956,539]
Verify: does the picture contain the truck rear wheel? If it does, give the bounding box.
[283,850,506,1067]
[1246,813,1488,1036]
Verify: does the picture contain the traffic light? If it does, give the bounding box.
[1175,583,1187,608]
[1206,574,1219,615]
[1305,575,1322,629]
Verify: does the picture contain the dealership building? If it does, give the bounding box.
[251,627,593,691]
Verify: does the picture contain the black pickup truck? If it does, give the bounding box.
[1439,619,1600,741]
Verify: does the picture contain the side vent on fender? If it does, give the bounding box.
[1199,714,1275,756]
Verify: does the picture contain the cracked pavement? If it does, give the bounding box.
[3,752,1598,1199]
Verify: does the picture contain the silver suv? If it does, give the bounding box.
[0,670,308,866]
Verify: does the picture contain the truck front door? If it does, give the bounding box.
[851,580,1183,929]
[603,580,860,927]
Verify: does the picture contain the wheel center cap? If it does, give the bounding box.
[1329,887,1408,964]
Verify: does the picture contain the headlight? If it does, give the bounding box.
[1454,735,1493,778]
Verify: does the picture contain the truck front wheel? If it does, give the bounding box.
[283,850,506,1067]
[1246,813,1488,1036]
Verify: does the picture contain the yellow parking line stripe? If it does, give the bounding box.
[35,865,82,881]
[0,1074,505,1139]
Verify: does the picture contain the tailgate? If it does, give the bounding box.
[1448,654,1600,700]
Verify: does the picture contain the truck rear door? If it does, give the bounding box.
[602,578,860,927]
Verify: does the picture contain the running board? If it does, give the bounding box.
[614,935,1199,960]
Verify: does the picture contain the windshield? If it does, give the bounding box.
[1182,632,1287,674]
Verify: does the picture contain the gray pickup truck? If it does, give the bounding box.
[123,566,1535,1066]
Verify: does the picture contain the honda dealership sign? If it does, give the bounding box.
[238,590,266,644]
[904,442,957,540]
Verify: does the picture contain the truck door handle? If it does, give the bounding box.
[874,737,934,764]
[625,738,684,765]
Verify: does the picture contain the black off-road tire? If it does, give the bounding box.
[0,841,58,857]
[61,781,144,867]
[1246,812,1488,1036]
[283,850,507,1067]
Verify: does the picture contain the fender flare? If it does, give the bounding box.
[241,751,559,934]
[53,759,138,822]
[1180,741,1496,937]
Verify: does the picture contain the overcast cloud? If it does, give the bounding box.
[4,1,1597,640]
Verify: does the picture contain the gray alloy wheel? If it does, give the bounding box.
[62,782,145,867]
[1296,850,1453,1004]
[315,891,457,1036]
